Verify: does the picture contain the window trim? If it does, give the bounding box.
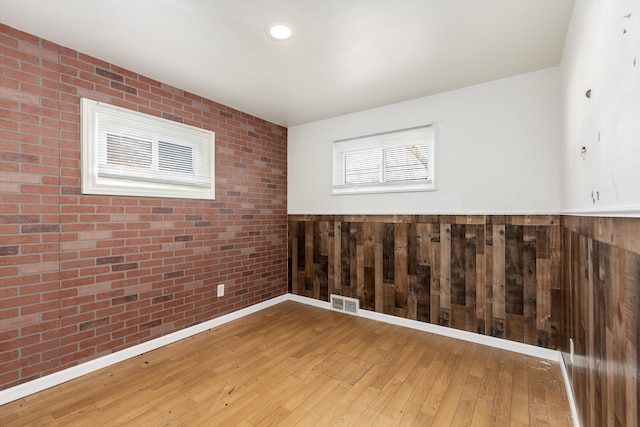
[81,98,215,200]
[332,125,435,195]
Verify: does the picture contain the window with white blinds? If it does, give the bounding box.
[333,125,435,194]
[81,98,215,199]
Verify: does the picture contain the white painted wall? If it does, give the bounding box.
[561,0,640,216]
[288,68,560,215]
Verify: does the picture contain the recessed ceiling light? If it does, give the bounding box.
[266,21,295,41]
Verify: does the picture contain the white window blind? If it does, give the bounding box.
[333,125,435,194]
[344,150,381,185]
[82,98,215,200]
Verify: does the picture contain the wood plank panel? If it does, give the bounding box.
[429,222,442,325]
[289,219,298,294]
[340,220,350,294]
[505,225,524,316]
[288,215,561,350]
[523,226,537,346]
[333,221,341,294]
[305,221,314,295]
[475,223,486,335]
[383,223,395,284]
[327,219,336,297]
[561,215,640,427]
[416,223,431,323]
[318,220,331,301]
[485,223,494,338]
[549,224,563,349]
[363,222,376,311]
[375,223,384,313]
[465,226,478,332]
[394,222,408,309]
[440,222,452,327]
[450,223,466,306]
[537,258,551,348]
[356,237,364,304]
[348,222,360,298]
[492,223,506,339]
[624,251,639,426]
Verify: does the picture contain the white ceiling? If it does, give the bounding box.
[1,0,574,127]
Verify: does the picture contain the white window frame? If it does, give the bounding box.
[81,98,215,200]
[332,125,435,195]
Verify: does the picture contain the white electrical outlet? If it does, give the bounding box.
[217,284,225,297]
[569,338,574,363]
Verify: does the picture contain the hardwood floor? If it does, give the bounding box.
[0,301,573,426]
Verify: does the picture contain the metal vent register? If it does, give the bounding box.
[330,294,359,316]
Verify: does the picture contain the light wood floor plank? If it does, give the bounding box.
[491,350,515,426]
[431,342,477,426]
[0,301,572,426]
[419,343,462,418]
[510,355,531,426]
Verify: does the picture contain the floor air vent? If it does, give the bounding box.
[330,294,359,316]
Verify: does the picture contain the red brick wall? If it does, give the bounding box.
[0,24,288,390]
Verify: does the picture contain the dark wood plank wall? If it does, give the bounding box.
[288,215,561,349]
[561,216,640,427]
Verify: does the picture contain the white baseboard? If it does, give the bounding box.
[290,294,559,361]
[368,308,560,360]
[0,294,288,406]
[292,293,580,427]
[558,352,581,427]
[0,292,580,427]
[287,293,331,310]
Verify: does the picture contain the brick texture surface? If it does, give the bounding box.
[0,24,288,390]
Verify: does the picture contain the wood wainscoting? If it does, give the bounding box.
[561,216,640,427]
[288,215,562,350]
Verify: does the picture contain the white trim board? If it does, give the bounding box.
[0,293,580,426]
[559,353,581,427]
[289,293,580,426]
[289,293,559,359]
[0,294,288,406]
[561,206,640,218]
